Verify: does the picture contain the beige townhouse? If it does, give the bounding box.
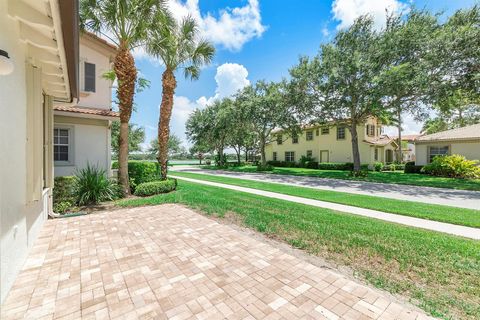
[265,117,399,165]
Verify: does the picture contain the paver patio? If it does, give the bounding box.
[1,205,432,319]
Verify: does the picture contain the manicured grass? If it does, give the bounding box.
[169,171,480,228]
[117,180,480,319]
[202,165,480,191]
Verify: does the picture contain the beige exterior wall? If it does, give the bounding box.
[415,140,480,166]
[77,36,113,109]
[54,116,111,177]
[0,4,53,301]
[265,119,392,165]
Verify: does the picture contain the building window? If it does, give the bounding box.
[321,127,329,135]
[374,148,378,161]
[337,127,346,140]
[316,128,319,136]
[367,124,375,137]
[285,151,295,162]
[306,150,313,158]
[54,128,70,162]
[292,134,299,144]
[306,130,313,141]
[273,152,277,161]
[429,146,449,162]
[84,62,96,92]
[277,135,283,145]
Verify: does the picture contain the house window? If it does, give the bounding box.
[321,127,329,135]
[273,152,277,161]
[306,150,313,158]
[367,124,375,137]
[54,128,70,162]
[84,62,96,92]
[277,135,283,145]
[428,146,449,162]
[316,129,319,136]
[306,130,313,141]
[374,148,378,161]
[285,151,295,162]
[337,127,346,140]
[292,134,299,144]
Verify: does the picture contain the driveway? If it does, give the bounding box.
[171,166,480,210]
[1,205,431,319]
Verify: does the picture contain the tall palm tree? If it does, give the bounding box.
[147,15,215,180]
[80,0,168,195]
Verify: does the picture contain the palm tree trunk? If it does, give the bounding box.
[158,68,176,180]
[114,44,137,195]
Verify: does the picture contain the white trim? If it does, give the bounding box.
[53,125,75,166]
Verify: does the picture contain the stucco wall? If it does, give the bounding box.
[0,3,49,302]
[415,141,480,166]
[265,124,377,164]
[77,39,112,109]
[54,116,111,177]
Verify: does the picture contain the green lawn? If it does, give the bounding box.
[169,171,480,228]
[117,180,480,319]
[202,165,480,191]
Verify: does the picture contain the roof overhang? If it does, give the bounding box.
[8,0,79,101]
[415,138,480,144]
[53,105,120,121]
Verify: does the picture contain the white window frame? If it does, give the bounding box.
[306,150,313,158]
[277,135,283,145]
[273,152,277,161]
[285,151,295,162]
[292,134,299,144]
[306,130,314,141]
[54,126,75,166]
[337,127,346,140]
[428,145,449,163]
[321,127,329,135]
[84,61,96,93]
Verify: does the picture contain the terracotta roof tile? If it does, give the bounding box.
[54,105,119,118]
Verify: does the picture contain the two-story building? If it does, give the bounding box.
[265,117,399,165]
[53,31,119,176]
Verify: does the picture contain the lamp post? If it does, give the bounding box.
[0,49,14,75]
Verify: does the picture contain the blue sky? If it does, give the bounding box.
[126,0,477,150]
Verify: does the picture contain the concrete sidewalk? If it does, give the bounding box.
[171,175,480,240]
[171,166,480,210]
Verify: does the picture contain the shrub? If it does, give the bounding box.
[404,161,423,174]
[374,162,384,172]
[74,164,117,205]
[317,162,354,170]
[422,155,480,179]
[257,164,274,171]
[305,161,319,169]
[205,160,212,165]
[348,169,369,177]
[299,155,314,167]
[113,161,161,192]
[53,176,77,213]
[134,179,177,197]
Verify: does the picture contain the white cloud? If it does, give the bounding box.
[331,0,408,30]
[167,63,251,144]
[384,113,424,136]
[167,0,266,51]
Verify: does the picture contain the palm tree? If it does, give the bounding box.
[147,15,215,180]
[80,0,168,195]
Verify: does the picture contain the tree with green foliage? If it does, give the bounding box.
[189,142,209,164]
[148,134,184,158]
[111,121,145,158]
[80,0,168,195]
[378,10,439,161]
[290,16,384,172]
[146,15,215,179]
[236,80,296,166]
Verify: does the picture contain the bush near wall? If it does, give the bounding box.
[53,176,76,213]
[266,161,370,171]
[404,162,423,174]
[134,179,177,197]
[422,155,480,179]
[112,160,161,192]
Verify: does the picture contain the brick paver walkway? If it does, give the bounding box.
[2,205,432,319]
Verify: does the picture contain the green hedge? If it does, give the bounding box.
[134,179,177,197]
[112,160,161,191]
[53,176,76,213]
[404,161,424,174]
[422,155,480,179]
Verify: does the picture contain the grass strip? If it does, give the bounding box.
[117,180,480,319]
[170,171,480,228]
[201,165,480,191]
